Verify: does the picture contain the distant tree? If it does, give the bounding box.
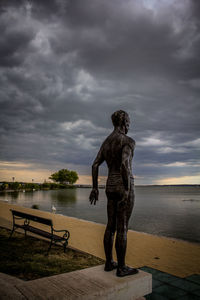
[0,183,8,191]
[67,170,79,184]
[10,182,20,190]
[49,169,79,184]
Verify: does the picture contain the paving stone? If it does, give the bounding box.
[152,279,164,289]
[169,278,200,292]
[140,267,159,275]
[154,284,187,299]
[186,274,200,285]
[152,271,179,283]
[193,290,200,297]
[140,267,179,283]
[176,293,200,300]
[146,292,169,300]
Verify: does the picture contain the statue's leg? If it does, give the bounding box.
[115,195,128,269]
[126,187,134,229]
[104,192,118,271]
[116,187,138,277]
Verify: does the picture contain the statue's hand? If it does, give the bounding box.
[89,188,99,205]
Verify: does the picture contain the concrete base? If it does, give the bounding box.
[0,265,152,300]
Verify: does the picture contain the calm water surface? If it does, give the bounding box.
[1,186,200,243]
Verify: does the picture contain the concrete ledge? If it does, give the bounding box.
[14,265,152,300]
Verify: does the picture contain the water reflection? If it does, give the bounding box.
[22,191,35,200]
[50,189,77,204]
[10,191,20,200]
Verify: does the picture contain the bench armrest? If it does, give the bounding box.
[13,216,24,220]
[53,229,68,233]
[53,228,70,239]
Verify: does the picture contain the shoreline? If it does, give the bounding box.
[43,210,200,246]
[1,184,200,193]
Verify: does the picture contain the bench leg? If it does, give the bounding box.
[63,241,68,253]
[47,238,53,255]
[9,227,15,239]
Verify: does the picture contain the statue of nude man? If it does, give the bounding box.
[89,110,138,277]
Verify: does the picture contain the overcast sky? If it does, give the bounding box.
[0,0,200,184]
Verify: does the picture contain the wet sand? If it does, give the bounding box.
[0,201,199,278]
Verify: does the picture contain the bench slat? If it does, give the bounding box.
[11,210,52,226]
[26,226,66,241]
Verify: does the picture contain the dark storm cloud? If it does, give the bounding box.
[0,11,36,67]
[0,0,199,183]
[50,2,177,77]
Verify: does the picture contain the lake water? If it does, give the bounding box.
[1,186,200,243]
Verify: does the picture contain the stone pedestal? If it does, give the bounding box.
[13,265,152,300]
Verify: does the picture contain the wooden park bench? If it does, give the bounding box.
[10,209,70,253]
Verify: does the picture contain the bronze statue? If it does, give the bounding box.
[89,110,138,277]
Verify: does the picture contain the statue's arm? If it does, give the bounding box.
[120,144,132,194]
[89,148,105,205]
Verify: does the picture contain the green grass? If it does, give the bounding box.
[0,227,104,281]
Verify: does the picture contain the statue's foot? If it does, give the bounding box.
[104,261,118,271]
[116,265,139,277]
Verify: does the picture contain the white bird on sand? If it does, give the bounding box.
[52,205,56,213]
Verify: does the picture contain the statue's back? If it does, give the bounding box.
[101,131,134,192]
[102,131,124,172]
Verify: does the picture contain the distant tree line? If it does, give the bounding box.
[0,169,79,191]
[0,182,76,191]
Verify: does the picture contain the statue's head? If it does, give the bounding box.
[111,110,130,134]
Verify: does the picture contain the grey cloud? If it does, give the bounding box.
[0,0,199,184]
[0,6,36,67]
[47,0,200,81]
